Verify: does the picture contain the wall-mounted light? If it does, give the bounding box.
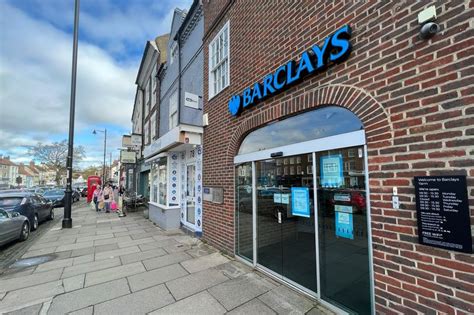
[418,6,440,40]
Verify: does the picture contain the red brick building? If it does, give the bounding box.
[201,1,473,314]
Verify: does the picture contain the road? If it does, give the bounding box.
[0,200,85,273]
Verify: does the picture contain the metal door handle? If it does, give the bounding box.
[278,211,282,224]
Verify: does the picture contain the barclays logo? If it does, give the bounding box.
[228,25,352,116]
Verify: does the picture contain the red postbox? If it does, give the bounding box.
[87,176,102,203]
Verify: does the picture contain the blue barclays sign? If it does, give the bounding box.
[228,25,352,116]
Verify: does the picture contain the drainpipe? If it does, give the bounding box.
[177,36,182,126]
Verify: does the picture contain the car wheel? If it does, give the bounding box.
[32,214,39,231]
[19,222,30,241]
[49,209,55,220]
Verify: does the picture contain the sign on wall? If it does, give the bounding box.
[184,92,200,109]
[291,187,310,218]
[414,176,472,253]
[131,134,142,146]
[120,151,136,164]
[320,155,344,188]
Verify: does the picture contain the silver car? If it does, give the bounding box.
[0,208,30,246]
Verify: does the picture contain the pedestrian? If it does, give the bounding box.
[102,183,114,213]
[118,185,126,217]
[93,185,102,212]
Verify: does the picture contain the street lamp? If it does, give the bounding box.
[93,128,107,185]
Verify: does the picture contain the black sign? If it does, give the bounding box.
[414,176,472,253]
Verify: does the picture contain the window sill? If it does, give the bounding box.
[208,84,230,102]
[148,201,180,210]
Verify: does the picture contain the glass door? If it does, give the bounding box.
[256,154,317,293]
[316,146,371,314]
[186,164,196,224]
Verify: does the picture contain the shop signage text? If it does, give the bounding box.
[228,25,352,116]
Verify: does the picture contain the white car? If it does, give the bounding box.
[0,208,29,246]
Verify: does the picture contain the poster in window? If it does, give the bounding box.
[320,155,344,188]
[291,187,310,218]
[335,211,354,239]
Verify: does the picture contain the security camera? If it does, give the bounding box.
[420,22,440,39]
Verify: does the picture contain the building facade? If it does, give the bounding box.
[202,1,473,314]
[145,1,204,234]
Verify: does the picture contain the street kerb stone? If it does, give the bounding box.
[258,285,315,315]
[150,290,226,315]
[120,248,167,265]
[61,258,121,279]
[94,284,174,315]
[0,280,64,314]
[0,268,62,293]
[47,278,130,314]
[208,273,277,310]
[84,261,146,287]
[94,245,140,261]
[142,251,192,271]
[165,267,230,301]
[227,298,277,315]
[180,252,230,273]
[127,263,188,292]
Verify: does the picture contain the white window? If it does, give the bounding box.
[307,165,313,174]
[169,90,178,129]
[150,157,167,206]
[144,81,149,118]
[144,121,150,145]
[208,21,230,98]
[151,65,157,107]
[151,113,156,139]
[170,42,178,65]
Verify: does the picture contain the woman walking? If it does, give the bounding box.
[103,183,114,213]
[93,185,102,212]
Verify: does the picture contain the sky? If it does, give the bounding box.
[0,0,192,168]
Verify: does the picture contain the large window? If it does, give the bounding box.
[158,158,167,205]
[152,65,157,107]
[144,80,150,118]
[238,106,363,155]
[151,113,156,139]
[169,90,178,129]
[209,21,229,98]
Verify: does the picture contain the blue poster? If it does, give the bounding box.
[335,211,354,239]
[291,187,310,218]
[320,155,344,188]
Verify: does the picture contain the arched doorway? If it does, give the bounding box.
[234,106,373,314]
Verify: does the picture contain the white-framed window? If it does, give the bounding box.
[151,65,157,107]
[307,165,313,174]
[208,21,230,98]
[144,121,150,145]
[170,42,178,65]
[151,113,156,139]
[150,157,167,206]
[169,90,178,129]
[348,149,355,158]
[144,81,150,118]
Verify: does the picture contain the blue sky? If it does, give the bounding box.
[0,0,192,168]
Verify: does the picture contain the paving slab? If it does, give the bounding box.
[22,247,57,259]
[166,267,230,301]
[120,248,167,265]
[94,284,174,315]
[94,235,132,246]
[227,298,276,315]
[185,243,217,258]
[163,243,192,254]
[55,241,94,252]
[84,261,146,287]
[142,251,192,271]
[68,306,93,315]
[150,290,226,315]
[127,263,188,292]
[48,278,130,314]
[4,303,43,315]
[214,261,252,279]
[258,285,315,315]
[0,280,64,314]
[93,243,119,253]
[181,252,230,274]
[94,245,140,260]
[62,274,85,292]
[0,268,62,293]
[28,239,76,251]
[116,237,155,248]
[61,258,121,278]
[75,233,114,243]
[70,247,95,258]
[72,254,94,265]
[34,258,74,273]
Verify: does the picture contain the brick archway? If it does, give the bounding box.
[226,84,392,159]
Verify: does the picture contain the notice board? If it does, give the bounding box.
[414,176,472,253]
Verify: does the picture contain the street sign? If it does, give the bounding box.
[122,135,132,148]
[120,151,136,164]
[131,134,142,146]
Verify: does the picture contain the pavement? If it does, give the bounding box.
[0,203,334,315]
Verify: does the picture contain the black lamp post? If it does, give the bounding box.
[63,0,80,229]
[93,129,107,185]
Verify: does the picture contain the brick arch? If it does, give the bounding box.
[226,84,392,160]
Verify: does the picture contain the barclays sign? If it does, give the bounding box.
[228,25,352,116]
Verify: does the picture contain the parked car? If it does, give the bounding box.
[43,189,65,208]
[80,187,87,197]
[72,189,81,202]
[0,191,54,231]
[0,208,29,246]
[27,187,46,195]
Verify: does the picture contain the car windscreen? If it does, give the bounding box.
[44,190,64,196]
[0,197,23,207]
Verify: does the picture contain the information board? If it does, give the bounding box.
[291,187,310,218]
[414,176,472,253]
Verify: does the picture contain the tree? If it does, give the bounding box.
[29,140,85,185]
[82,165,102,179]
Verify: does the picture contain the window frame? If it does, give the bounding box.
[208,21,230,99]
[169,90,178,130]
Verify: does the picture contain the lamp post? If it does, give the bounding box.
[63,0,80,229]
[93,129,107,185]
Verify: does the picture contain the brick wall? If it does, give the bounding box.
[202,1,473,313]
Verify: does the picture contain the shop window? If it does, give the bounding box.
[169,90,178,129]
[158,158,167,205]
[238,106,363,155]
[209,21,230,98]
[151,163,158,203]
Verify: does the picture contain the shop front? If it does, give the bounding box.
[234,106,372,314]
[144,125,203,234]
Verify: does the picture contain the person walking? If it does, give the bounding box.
[102,183,114,213]
[93,185,102,212]
[118,185,126,217]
